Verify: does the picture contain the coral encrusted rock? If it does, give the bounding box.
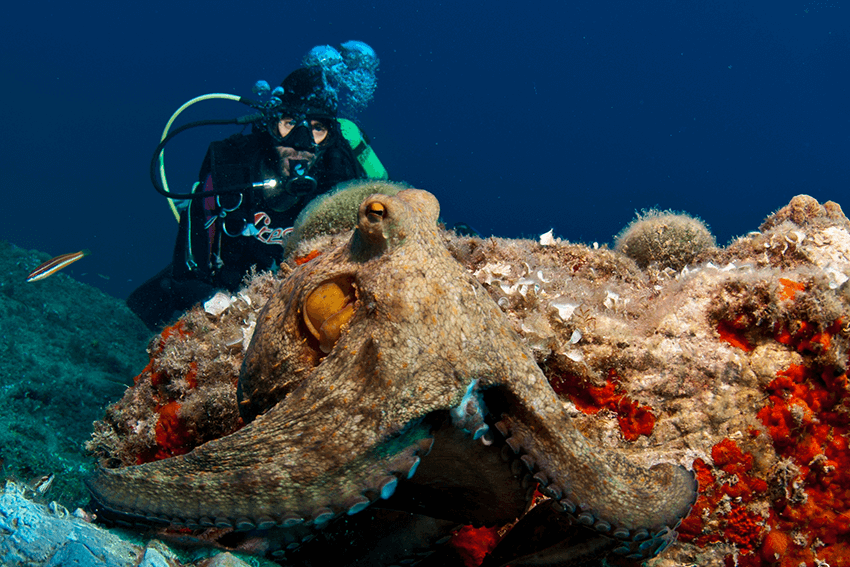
[88,194,850,567]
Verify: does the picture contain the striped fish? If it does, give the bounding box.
[26,250,90,282]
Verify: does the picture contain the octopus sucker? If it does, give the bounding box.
[87,188,697,564]
[86,415,434,529]
[495,410,696,556]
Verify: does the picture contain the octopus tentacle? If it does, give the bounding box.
[86,414,432,530]
[494,413,696,559]
[383,412,530,526]
[478,503,628,567]
[88,188,698,563]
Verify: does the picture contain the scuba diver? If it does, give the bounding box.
[128,42,387,330]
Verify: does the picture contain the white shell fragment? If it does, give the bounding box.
[824,264,849,289]
[603,290,621,309]
[204,291,233,316]
[802,227,850,282]
[565,349,584,362]
[242,320,256,351]
[473,262,513,284]
[551,301,579,322]
[539,229,556,246]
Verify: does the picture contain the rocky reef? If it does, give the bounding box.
[0,240,150,509]
[0,479,265,567]
[85,192,850,566]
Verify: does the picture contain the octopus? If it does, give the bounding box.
[86,189,697,565]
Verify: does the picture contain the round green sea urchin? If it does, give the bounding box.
[614,208,715,270]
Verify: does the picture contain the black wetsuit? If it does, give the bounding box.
[127,129,365,330]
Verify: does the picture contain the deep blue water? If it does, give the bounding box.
[1,0,847,300]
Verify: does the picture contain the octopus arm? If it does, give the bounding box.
[86,407,432,528]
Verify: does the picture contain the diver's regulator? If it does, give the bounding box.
[251,160,317,212]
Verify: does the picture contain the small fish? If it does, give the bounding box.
[26,249,90,282]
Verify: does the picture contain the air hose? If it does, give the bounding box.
[152,94,263,221]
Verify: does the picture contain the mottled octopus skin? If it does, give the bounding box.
[87,189,696,559]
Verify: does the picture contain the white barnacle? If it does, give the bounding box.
[33,473,55,495]
[516,276,539,298]
[780,230,806,255]
[786,230,806,245]
[132,420,147,435]
[223,329,244,352]
[661,266,678,279]
[539,229,556,246]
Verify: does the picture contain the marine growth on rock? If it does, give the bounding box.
[615,208,716,271]
[86,190,850,567]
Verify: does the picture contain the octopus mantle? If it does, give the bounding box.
[87,189,700,564]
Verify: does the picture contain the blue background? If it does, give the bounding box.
[1,0,847,300]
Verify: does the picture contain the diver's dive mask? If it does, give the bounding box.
[261,109,334,210]
[268,111,334,151]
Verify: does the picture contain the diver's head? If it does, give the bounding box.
[262,67,342,210]
[258,68,332,207]
[267,66,339,153]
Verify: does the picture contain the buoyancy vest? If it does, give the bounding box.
[172,122,385,288]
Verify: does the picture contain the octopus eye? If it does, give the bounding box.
[303,277,356,353]
[366,202,386,221]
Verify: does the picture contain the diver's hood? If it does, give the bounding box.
[277,67,338,118]
[267,67,340,152]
